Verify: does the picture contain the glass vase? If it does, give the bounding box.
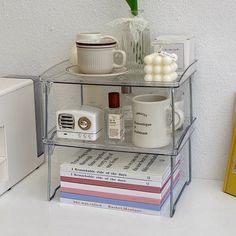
[121,10,150,74]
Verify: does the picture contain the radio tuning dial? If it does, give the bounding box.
[78,116,91,130]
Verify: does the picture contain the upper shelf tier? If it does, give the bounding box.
[40,60,197,88]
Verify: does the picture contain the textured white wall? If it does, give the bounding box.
[0,0,235,180]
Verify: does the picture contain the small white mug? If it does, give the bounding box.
[77,40,126,74]
[69,32,119,65]
[132,94,185,148]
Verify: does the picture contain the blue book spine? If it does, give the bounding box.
[60,192,165,211]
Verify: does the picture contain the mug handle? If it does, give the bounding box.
[167,108,185,131]
[174,109,185,130]
[113,50,127,69]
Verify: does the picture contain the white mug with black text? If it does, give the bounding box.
[132,94,185,148]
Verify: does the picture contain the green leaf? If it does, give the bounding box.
[126,0,138,16]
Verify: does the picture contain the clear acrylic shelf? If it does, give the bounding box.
[42,59,197,217]
[40,60,197,88]
[44,117,196,156]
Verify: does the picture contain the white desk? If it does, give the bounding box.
[0,163,235,236]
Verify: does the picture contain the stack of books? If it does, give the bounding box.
[60,149,180,215]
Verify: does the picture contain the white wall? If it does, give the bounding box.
[0,0,235,180]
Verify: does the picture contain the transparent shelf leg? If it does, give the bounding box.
[46,143,59,200]
[171,181,188,217]
[42,80,59,200]
[187,138,192,185]
[170,75,194,216]
[47,144,52,200]
[187,75,193,184]
[170,138,192,217]
[170,88,176,150]
[170,155,175,217]
[42,80,53,141]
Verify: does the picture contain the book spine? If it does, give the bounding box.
[61,161,180,186]
[60,175,180,205]
[60,168,180,193]
[60,170,163,187]
[60,186,164,205]
[60,179,171,199]
[60,164,164,182]
[60,197,161,216]
[60,174,180,205]
[60,175,162,193]
[60,192,162,211]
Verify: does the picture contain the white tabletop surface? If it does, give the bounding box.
[0,162,235,236]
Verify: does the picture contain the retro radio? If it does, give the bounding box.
[56,106,103,141]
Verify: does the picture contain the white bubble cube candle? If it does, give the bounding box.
[144,52,178,82]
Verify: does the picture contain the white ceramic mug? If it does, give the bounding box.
[69,32,119,65]
[77,40,126,74]
[132,94,185,148]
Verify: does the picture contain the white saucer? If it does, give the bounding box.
[66,65,128,77]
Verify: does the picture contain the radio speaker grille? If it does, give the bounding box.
[58,113,75,129]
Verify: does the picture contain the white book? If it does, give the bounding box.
[60,164,180,188]
[61,169,166,187]
[61,149,179,181]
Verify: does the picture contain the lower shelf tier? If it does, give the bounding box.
[44,117,196,155]
[47,137,192,217]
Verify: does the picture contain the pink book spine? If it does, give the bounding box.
[60,174,180,205]
[61,187,165,205]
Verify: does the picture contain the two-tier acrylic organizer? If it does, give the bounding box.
[40,60,197,217]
